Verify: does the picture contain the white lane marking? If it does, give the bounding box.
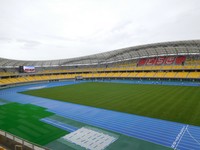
[171,125,188,149]
[186,127,200,146]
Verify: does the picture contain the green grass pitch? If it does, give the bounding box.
[22,82,200,126]
[0,103,68,145]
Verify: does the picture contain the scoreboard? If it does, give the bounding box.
[19,66,35,73]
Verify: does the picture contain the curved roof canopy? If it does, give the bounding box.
[1,40,200,67]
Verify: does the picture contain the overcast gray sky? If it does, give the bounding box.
[0,0,200,60]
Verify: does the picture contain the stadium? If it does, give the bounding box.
[0,40,200,150]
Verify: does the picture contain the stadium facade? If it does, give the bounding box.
[1,40,200,150]
[0,40,200,87]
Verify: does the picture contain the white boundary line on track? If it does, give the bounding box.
[171,125,188,149]
[186,128,200,146]
[41,118,76,132]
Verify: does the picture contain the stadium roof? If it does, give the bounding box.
[1,40,200,67]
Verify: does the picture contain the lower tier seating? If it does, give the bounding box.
[0,71,199,86]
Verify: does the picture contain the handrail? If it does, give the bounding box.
[0,129,49,150]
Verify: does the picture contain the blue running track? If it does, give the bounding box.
[0,80,200,150]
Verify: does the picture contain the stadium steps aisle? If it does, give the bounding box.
[0,81,200,149]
